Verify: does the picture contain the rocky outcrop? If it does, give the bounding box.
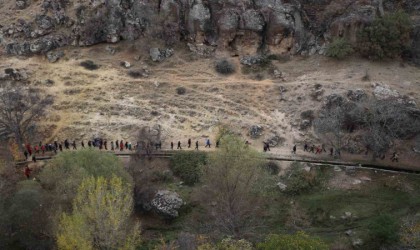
[1,0,418,58]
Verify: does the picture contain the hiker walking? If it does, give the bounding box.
[54,141,58,150]
[41,144,46,155]
[26,144,32,156]
[120,141,124,151]
[321,144,326,152]
[24,151,28,160]
[391,152,399,162]
[32,155,37,163]
[104,140,108,150]
[264,142,270,151]
[216,140,220,148]
[128,142,132,151]
[88,141,92,147]
[195,141,199,150]
[111,141,114,150]
[171,142,174,150]
[24,166,32,179]
[125,141,128,150]
[64,139,70,150]
[59,143,63,152]
[310,145,315,153]
[330,148,333,156]
[72,140,77,150]
[177,141,182,150]
[188,139,191,148]
[205,139,211,148]
[304,143,308,152]
[292,145,296,154]
[81,140,85,148]
[263,143,267,152]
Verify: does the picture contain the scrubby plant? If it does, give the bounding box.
[284,163,321,195]
[215,59,235,75]
[358,11,411,59]
[176,86,187,95]
[80,60,100,70]
[367,214,399,247]
[170,151,206,185]
[257,231,328,250]
[326,38,354,59]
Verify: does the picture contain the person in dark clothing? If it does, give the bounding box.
[195,141,199,150]
[41,144,45,155]
[24,166,32,179]
[304,143,308,152]
[177,141,182,149]
[330,148,333,156]
[111,141,114,151]
[205,139,211,148]
[116,140,119,149]
[310,145,315,153]
[263,144,267,152]
[216,140,220,148]
[64,139,70,150]
[54,141,58,150]
[188,139,191,148]
[171,142,174,150]
[391,152,399,162]
[125,141,128,150]
[120,141,124,151]
[264,142,270,151]
[104,140,108,150]
[72,141,77,150]
[321,144,326,152]
[81,140,85,148]
[88,141,92,147]
[32,155,37,163]
[24,151,28,160]
[99,140,103,150]
[292,145,296,154]
[59,143,63,152]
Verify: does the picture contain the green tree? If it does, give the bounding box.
[257,232,328,250]
[358,11,411,59]
[199,135,271,237]
[56,176,140,250]
[326,38,354,59]
[40,150,132,207]
[170,151,206,185]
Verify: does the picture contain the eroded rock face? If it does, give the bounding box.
[1,0,418,58]
[151,190,183,219]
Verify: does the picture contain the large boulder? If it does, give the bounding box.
[151,190,184,219]
[149,48,174,62]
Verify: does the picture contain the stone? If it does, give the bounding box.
[299,119,311,130]
[240,55,267,66]
[277,182,287,191]
[334,166,342,172]
[249,125,263,138]
[346,166,356,173]
[150,48,174,62]
[372,83,400,100]
[345,230,353,236]
[16,0,30,9]
[46,50,64,63]
[106,46,116,55]
[347,89,367,102]
[121,61,131,68]
[325,94,344,108]
[360,176,371,181]
[352,238,363,247]
[151,190,183,219]
[353,179,361,185]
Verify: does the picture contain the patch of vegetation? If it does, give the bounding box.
[80,60,100,70]
[257,232,328,250]
[170,151,206,186]
[266,54,290,63]
[283,163,325,195]
[128,70,143,78]
[326,38,354,59]
[264,161,280,175]
[176,86,187,95]
[367,214,399,248]
[215,59,236,75]
[358,11,411,59]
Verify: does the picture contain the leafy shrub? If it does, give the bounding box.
[128,70,143,78]
[264,161,279,175]
[326,38,354,59]
[80,60,100,70]
[170,151,206,185]
[367,214,399,247]
[215,59,235,75]
[176,86,187,95]
[358,11,411,59]
[218,237,253,250]
[257,231,328,250]
[284,163,320,195]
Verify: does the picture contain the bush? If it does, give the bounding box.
[264,161,279,175]
[326,38,354,59]
[170,151,206,185]
[215,59,235,75]
[176,86,187,95]
[80,60,100,70]
[284,163,320,195]
[367,214,399,247]
[128,70,143,78]
[257,231,328,250]
[358,11,411,59]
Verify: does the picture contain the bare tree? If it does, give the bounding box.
[313,106,348,157]
[0,82,53,153]
[135,124,167,158]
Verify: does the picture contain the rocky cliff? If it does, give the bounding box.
[0,0,419,61]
